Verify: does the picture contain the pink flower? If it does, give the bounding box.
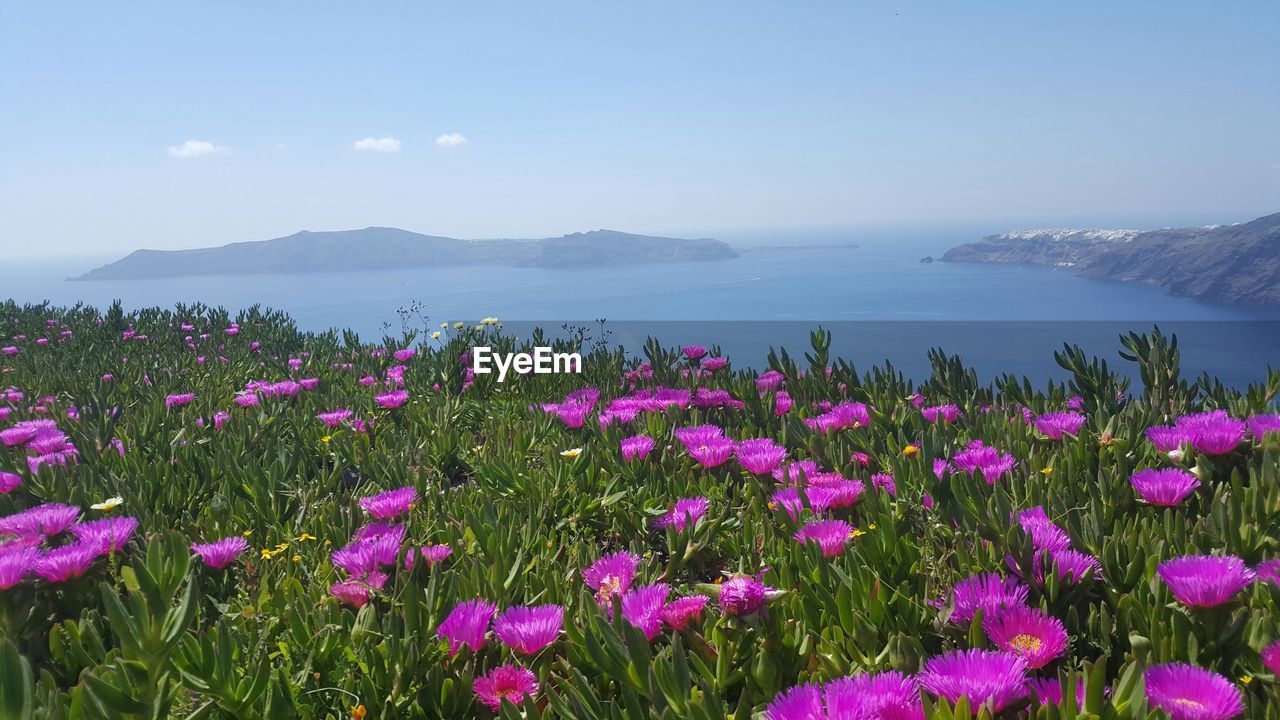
[329,572,387,608]
[358,486,418,519]
[620,434,656,461]
[687,437,735,468]
[622,583,670,640]
[735,438,787,474]
[583,551,641,608]
[437,599,496,657]
[653,497,708,532]
[473,664,538,712]
[493,604,564,655]
[793,519,854,558]
[32,543,99,583]
[191,536,249,569]
[719,575,770,617]
[375,390,409,409]
[405,543,452,571]
[662,595,710,630]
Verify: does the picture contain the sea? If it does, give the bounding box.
[4,230,1279,387]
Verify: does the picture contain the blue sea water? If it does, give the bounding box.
[4,232,1279,385]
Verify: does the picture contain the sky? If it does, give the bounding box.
[1,0,1278,258]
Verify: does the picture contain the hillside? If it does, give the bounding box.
[942,212,1280,305]
[73,227,739,280]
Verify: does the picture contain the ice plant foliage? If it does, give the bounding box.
[2,311,1276,716]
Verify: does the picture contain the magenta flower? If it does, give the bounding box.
[583,550,641,607]
[1130,468,1200,507]
[329,571,387,608]
[830,401,872,429]
[770,486,836,520]
[494,604,564,655]
[773,460,821,485]
[32,543,99,583]
[1035,411,1086,439]
[687,436,736,468]
[922,404,963,424]
[1038,549,1102,583]
[473,664,538,712]
[191,536,249,569]
[233,393,260,408]
[1146,425,1190,454]
[793,519,854,558]
[735,438,787,474]
[805,475,864,508]
[620,434,656,462]
[681,345,707,360]
[1260,558,1280,587]
[764,684,821,720]
[1158,555,1255,607]
[1177,411,1247,455]
[1247,413,1280,440]
[673,424,724,450]
[756,370,786,391]
[774,390,793,416]
[437,598,497,657]
[948,573,1029,625]
[621,583,669,640]
[0,547,38,589]
[700,356,727,372]
[375,389,409,409]
[661,595,710,631]
[406,543,452,571]
[1261,639,1280,675]
[0,471,20,494]
[1016,506,1072,554]
[653,497,708,532]
[918,649,1028,713]
[825,672,924,720]
[0,503,79,538]
[952,441,1017,483]
[393,348,416,362]
[983,606,1068,669]
[719,575,769,617]
[165,392,196,409]
[71,517,139,554]
[358,486,418,519]
[1144,663,1244,720]
[317,408,353,427]
[1028,676,1087,707]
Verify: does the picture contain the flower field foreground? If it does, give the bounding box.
[2,301,1280,719]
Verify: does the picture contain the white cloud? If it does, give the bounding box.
[353,137,401,153]
[167,140,229,158]
[435,133,467,148]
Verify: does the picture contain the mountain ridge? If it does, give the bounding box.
[73,227,739,280]
[941,212,1280,305]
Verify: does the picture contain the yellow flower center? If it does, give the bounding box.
[1008,634,1043,654]
[1173,698,1204,709]
[596,575,623,604]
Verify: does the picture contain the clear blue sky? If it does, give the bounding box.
[2,1,1277,257]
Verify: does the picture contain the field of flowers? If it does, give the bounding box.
[1,300,1279,720]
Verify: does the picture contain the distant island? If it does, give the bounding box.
[73,228,739,280]
[942,211,1280,305]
